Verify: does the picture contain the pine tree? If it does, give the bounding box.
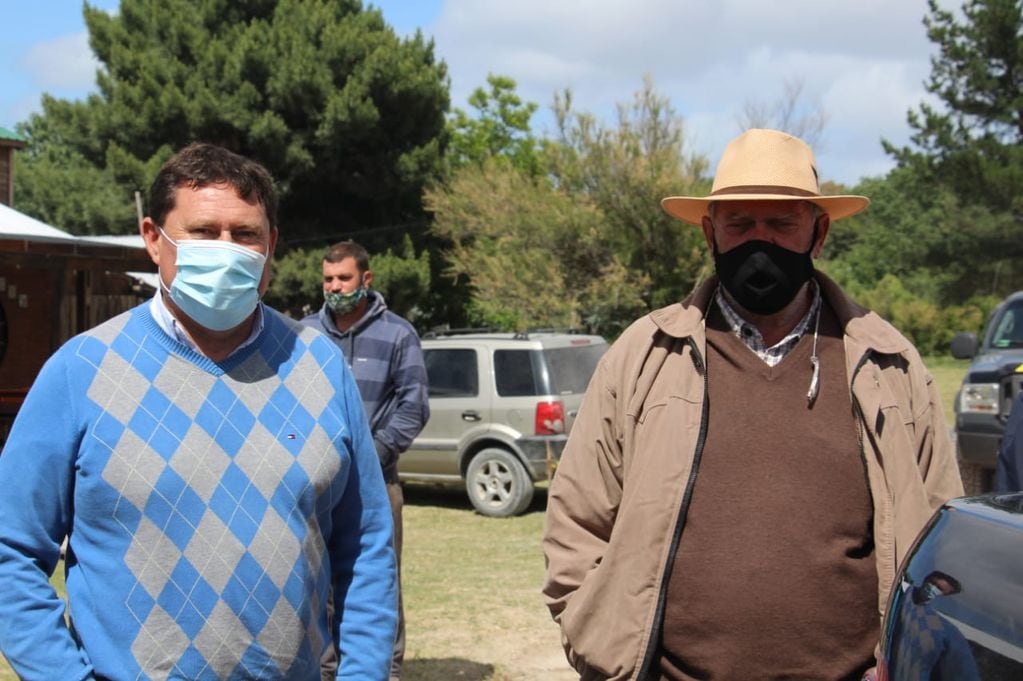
[885,0,1023,213]
[16,0,449,254]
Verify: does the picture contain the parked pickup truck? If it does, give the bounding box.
[950,291,1023,494]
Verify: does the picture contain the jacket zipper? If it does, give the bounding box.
[850,351,871,478]
[636,337,709,679]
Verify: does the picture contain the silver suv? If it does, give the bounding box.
[400,331,608,516]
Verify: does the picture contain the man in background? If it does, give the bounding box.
[304,240,429,681]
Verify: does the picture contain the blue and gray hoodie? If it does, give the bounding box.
[303,291,429,481]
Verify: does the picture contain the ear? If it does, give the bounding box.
[701,216,716,252]
[811,214,831,258]
[362,269,373,289]
[140,217,162,266]
[267,227,279,261]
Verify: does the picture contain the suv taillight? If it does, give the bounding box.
[535,401,565,435]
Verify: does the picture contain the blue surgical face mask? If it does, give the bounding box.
[160,229,267,331]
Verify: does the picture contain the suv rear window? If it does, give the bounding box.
[544,345,605,394]
[425,348,478,397]
[494,344,605,397]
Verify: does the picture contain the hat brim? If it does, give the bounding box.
[661,193,870,226]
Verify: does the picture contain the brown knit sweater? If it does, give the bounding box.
[656,303,878,681]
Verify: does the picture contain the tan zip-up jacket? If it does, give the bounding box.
[541,273,964,681]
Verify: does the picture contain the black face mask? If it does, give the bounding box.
[713,237,815,315]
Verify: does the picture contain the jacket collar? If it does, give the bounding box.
[815,272,909,355]
[648,271,910,356]
[648,277,716,339]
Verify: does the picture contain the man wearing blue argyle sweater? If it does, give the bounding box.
[0,144,397,680]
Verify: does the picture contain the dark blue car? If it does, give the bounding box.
[878,493,1023,680]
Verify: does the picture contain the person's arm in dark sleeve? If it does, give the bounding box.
[995,393,1023,492]
[373,330,429,470]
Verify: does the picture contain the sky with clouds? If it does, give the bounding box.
[0,0,946,186]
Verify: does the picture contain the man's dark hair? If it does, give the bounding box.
[324,240,370,272]
[148,143,278,228]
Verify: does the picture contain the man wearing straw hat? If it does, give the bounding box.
[542,128,963,681]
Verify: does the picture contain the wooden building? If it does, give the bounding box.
[0,204,155,445]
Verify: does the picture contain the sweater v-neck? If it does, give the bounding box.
[136,304,267,376]
[706,304,815,382]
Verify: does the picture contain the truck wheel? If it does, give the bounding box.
[465,448,534,517]
[958,459,993,495]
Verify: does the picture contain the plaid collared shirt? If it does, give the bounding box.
[714,283,821,367]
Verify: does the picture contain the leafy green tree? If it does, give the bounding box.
[427,160,586,331]
[265,246,324,318]
[546,76,711,309]
[16,0,449,255]
[840,273,995,354]
[886,0,1023,214]
[445,74,541,175]
[426,160,648,335]
[427,77,707,336]
[825,163,1019,307]
[364,235,432,322]
[881,0,1023,291]
[414,73,544,330]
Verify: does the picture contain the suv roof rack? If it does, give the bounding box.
[512,327,585,340]
[423,326,590,340]
[422,326,499,339]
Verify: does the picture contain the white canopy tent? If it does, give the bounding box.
[0,202,81,243]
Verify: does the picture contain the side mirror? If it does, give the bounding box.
[951,332,979,359]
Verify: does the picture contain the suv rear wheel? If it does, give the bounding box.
[466,448,534,517]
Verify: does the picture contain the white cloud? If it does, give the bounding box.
[22,31,99,91]
[3,0,942,184]
[428,0,940,183]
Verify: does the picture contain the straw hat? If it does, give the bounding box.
[661,128,870,225]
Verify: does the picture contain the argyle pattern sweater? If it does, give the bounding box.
[0,304,396,680]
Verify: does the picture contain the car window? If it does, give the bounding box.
[494,349,547,396]
[991,303,1023,348]
[424,348,478,397]
[543,344,606,394]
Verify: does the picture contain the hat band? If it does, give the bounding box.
[711,184,819,198]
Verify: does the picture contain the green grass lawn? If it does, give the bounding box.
[923,354,969,420]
